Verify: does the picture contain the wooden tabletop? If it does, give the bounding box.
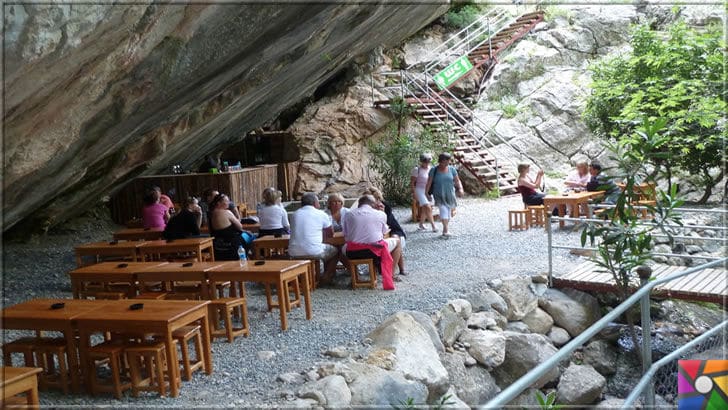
[2,298,101,324]
[72,299,210,326]
[544,191,603,201]
[138,237,213,249]
[134,261,227,274]
[69,261,168,274]
[210,259,310,273]
[113,227,165,241]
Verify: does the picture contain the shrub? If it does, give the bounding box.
[444,2,491,29]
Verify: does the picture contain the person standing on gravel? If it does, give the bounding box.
[425,152,464,238]
[411,153,437,232]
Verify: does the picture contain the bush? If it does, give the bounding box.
[445,2,490,29]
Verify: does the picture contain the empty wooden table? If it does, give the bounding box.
[69,262,168,299]
[1,298,101,392]
[2,367,42,407]
[112,227,165,241]
[543,191,604,228]
[135,262,228,298]
[74,241,144,267]
[138,238,214,262]
[209,260,312,331]
[74,300,212,398]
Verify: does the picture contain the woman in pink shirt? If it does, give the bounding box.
[142,189,169,229]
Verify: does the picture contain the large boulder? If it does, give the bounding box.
[440,352,500,405]
[367,312,449,397]
[402,310,445,353]
[329,361,429,406]
[466,288,508,315]
[297,375,351,408]
[459,329,506,369]
[582,340,618,376]
[539,288,601,337]
[467,310,507,331]
[497,276,539,321]
[556,364,606,406]
[437,304,467,347]
[521,307,554,335]
[493,332,561,388]
[447,299,473,320]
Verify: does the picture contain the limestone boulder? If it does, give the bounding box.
[402,310,445,353]
[439,352,500,405]
[459,329,506,369]
[521,307,554,335]
[497,276,538,321]
[466,288,508,315]
[467,310,507,331]
[436,386,470,409]
[447,299,473,320]
[547,326,571,347]
[494,332,561,388]
[437,304,467,347]
[539,288,601,337]
[345,362,429,406]
[367,312,449,397]
[583,340,618,376]
[556,364,606,406]
[297,375,351,408]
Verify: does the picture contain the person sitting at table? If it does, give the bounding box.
[564,160,590,190]
[342,195,401,291]
[258,187,290,237]
[142,188,170,229]
[163,197,203,239]
[151,186,174,210]
[587,161,621,204]
[201,188,241,227]
[366,187,407,276]
[288,193,339,284]
[209,193,253,255]
[517,163,545,205]
[325,193,349,232]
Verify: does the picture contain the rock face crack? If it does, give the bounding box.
[529,125,570,160]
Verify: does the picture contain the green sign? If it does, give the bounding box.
[433,55,474,90]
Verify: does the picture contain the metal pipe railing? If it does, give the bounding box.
[622,320,728,408]
[482,257,728,409]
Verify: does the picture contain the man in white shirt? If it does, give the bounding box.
[288,192,338,283]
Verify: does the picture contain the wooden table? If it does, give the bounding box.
[1,367,42,407]
[543,191,604,228]
[69,262,167,299]
[200,223,260,235]
[74,241,144,267]
[209,260,312,331]
[135,262,227,298]
[74,300,212,398]
[113,227,165,241]
[138,237,214,262]
[1,299,101,392]
[252,232,344,259]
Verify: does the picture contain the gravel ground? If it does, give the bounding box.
[1,195,587,407]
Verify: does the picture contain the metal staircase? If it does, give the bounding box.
[372,6,544,194]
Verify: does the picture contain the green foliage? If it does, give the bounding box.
[445,2,490,29]
[543,6,574,24]
[368,98,453,205]
[584,21,726,202]
[498,98,519,119]
[434,394,455,409]
[391,54,401,70]
[536,391,563,410]
[391,397,416,410]
[482,188,500,200]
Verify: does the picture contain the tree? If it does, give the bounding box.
[584,20,726,203]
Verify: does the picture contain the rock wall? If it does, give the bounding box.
[3,3,448,233]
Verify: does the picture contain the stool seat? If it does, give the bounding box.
[171,326,204,381]
[125,342,172,397]
[209,298,249,342]
[87,341,131,399]
[3,338,40,368]
[33,338,71,395]
[527,205,546,228]
[348,259,377,290]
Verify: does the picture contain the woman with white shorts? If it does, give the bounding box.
[425,152,464,238]
[411,153,437,232]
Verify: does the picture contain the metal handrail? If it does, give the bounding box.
[622,320,728,408]
[482,257,728,409]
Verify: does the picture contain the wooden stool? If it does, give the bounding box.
[2,338,39,367]
[162,326,204,381]
[33,338,71,395]
[125,342,171,397]
[263,277,301,312]
[1,367,42,408]
[527,205,546,227]
[348,259,377,290]
[208,298,249,342]
[86,341,131,399]
[508,210,530,231]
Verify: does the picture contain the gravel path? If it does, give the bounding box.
[1,195,587,407]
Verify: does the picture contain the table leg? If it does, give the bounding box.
[163,330,180,397]
[77,328,92,393]
[63,327,82,393]
[72,279,81,299]
[570,201,580,221]
[75,252,84,267]
[559,205,567,228]
[28,382,39,406]
[301,270,313,321]
[277,280,288,331]
[199,314,213,375]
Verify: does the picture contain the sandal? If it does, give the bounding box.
[417,226,427,231]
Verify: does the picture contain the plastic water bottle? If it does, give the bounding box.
[237,245,247,266]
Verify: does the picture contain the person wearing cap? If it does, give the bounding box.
[411,153,437,232]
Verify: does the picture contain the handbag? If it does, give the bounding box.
[427,168,436,196]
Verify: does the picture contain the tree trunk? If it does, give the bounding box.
[697,169,723,204]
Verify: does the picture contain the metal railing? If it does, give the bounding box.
[482,257,728,409]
